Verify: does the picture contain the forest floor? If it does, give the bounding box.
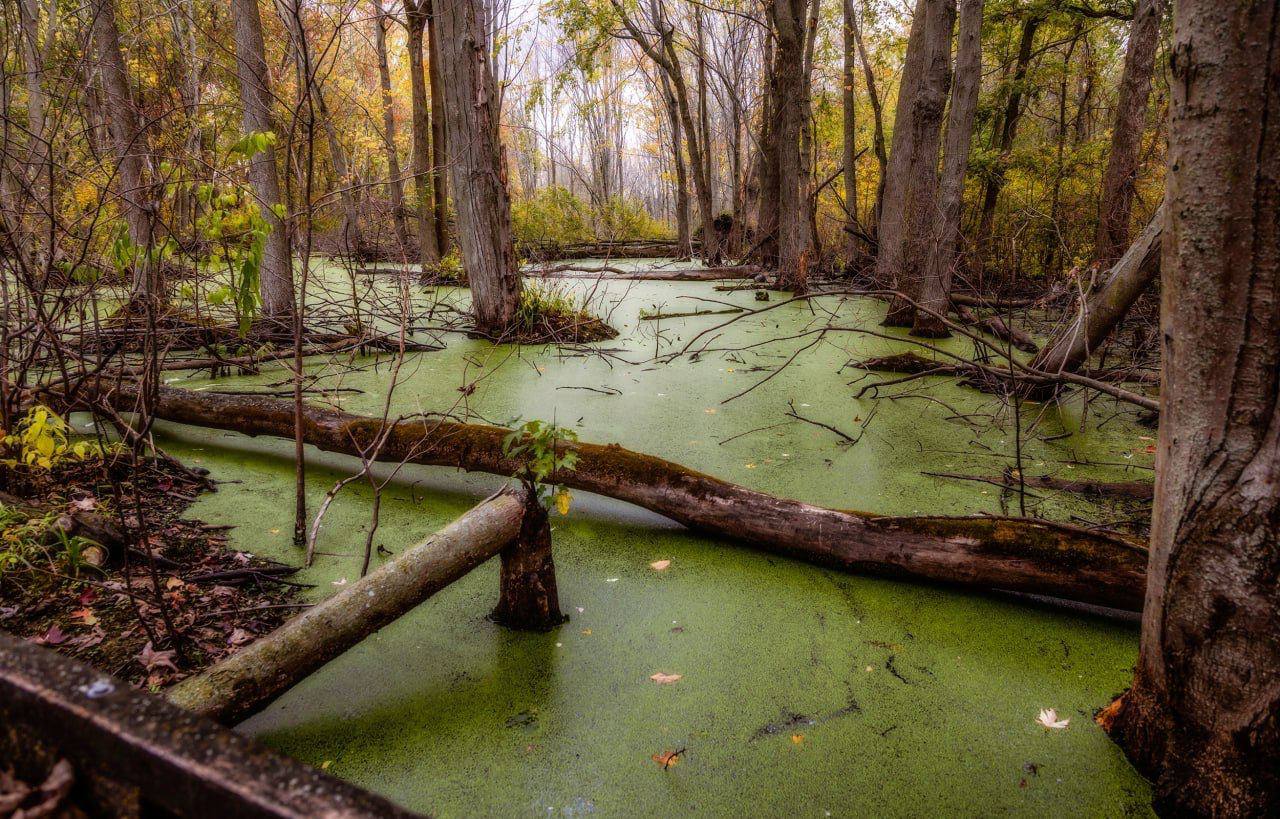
[0,453,297,688]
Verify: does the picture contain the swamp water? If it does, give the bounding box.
[151,262,1154,816]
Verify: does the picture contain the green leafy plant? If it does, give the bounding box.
[1,406,110,470]
[501,419,580,514]
[193,131,280,335]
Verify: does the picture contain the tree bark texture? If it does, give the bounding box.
[914,0,983,338]
[1102,2,1280,813]
[374,0,412,251]
[491,487,566,631]
[770,0,812,292]
[874,0,930,318]
[433,0,523,336]
[884,0,955,328]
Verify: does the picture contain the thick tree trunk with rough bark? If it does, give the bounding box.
[1101,3,1280,812]
[373,1,412,252]
[1100,1,1280,813]
[1092,0,1166,268]
[883,0,955,327]
[230,0,294,320]
[914,0,982,338]
[770,0,811,292]
[88,385,1149,612]
[433,0,522,336]
[168,490,527,725]
[92,0,160,303]
[1032,203,1163,377]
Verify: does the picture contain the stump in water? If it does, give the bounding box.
[492,488,566,631]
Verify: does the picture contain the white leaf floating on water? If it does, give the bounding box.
[1037,708,1070,730]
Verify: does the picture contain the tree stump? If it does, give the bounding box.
[491,488,566,631]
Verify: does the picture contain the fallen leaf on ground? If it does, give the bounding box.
[332,577,347,586]
[1036,708,1070,730]
[137,641,177,673]
[227,628,253,646]
[165,576,184,590]
[33,625,67,645]
[650,672,683,685]
[791,734,804,744]
[651,749,684,769]
[649,559,671,571]
[69,607,98,626]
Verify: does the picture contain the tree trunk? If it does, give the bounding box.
[1032,202,1163,377]
[913,0,982,338]
[491,487,565,631]
[874,0,930,315]
[92,385,1149,612]
[848,3,887,231]
[230,0,294,320]
[841,0,859,265]
[274,0,364,258]
[91,0,160,304]
[771,0,812,292]
[1101,2,1280,811]
[373,0,412,252]
[433,0,522,335]
[426,0,450,256]
[1092,0,1166,268]
[972,12,1040,282]
[753,32,780,266]
[660,72,692,259]
[168,490,527,725]
[882,0,955,327]
[405,4,442,269]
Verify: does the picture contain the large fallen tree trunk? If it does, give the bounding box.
[167,490,526,725]
[1032,203,1164,376]
[81,385,1149,612]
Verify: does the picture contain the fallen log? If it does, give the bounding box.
[1032,203,1164,378]
[951,302,1039,353]
[0,635,422,818]
[86,386,1150,612]
[167,489,526,725]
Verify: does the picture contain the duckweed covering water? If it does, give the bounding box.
[151,261,1154,816]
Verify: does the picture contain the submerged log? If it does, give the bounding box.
[167,490,526,725]
[87,386,1149,611]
